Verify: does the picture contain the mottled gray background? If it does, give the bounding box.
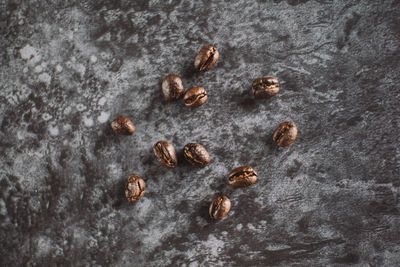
[1,0,400,266]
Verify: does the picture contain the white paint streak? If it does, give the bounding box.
[38,73,51,85]
[36,236,52,256]
[277,63,311,75]
[0,199,7,216]
[20,44,41,63]
[42,113,53,121]
[63,106,72,115]
[97,111,110,123]
[48,125,59,136]
[34,65,43,73]
[83,116,94,127]
[90,55,97,63]
[55,64,63,73]
[98,96,107,106]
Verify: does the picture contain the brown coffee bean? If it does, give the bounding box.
[183,87,208,108]
[111,115,135,135]
[194,46,219,72]
[161,74,184,101]
[153,141,178,168]
[251,77,279,99]
[209,195,231,221]
[125,174,146,202]
[183,143,210,168]
[273,121,298,147]
[228,166,258,188]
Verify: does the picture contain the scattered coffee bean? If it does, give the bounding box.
[161,74,185,101]
[153,141,178,168]
[251,77,280,99]
[111,115,136,135]
[228,166,258,188]
[273,121,298,147]
[125,174,146,202]
[183,87,208,107]
[183,143,210,168]
[209,194,231,221]
[194,46,219,72]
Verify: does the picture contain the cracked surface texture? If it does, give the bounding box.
[1,0,400,266]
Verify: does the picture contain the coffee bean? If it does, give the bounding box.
[228,166,258,188]
[273,121,298,147]
[209,194,231,221]
[111,115,135,135]
[125,174,146,202]
[251,77,279,99]
[183,143,210,168]
[161,74,184,101]
[194,46,219,72]
[183,87,208,108]
[153,141,178,168]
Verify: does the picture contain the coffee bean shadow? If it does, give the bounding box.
[181,59,199,81]
[230,89,282,114]
[182,66,198,80]
[142,149,157,167]
[265,133,279,151]
[146,83,192,124]
[144,85,167,116]
[209,178,231,193]
[93,122,121,155]
[176,149,192,168]
[187,195,235,236]
[155,198,217,252]
[196,198,215,224]
[170,150,211,182]
[139,147,199,186]
[208,176,235,205]
[140,151,170,184]
[111,178,131,210]
[229,90,258,112]
[143,81,177,121]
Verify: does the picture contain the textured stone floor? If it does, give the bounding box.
[1,0,400,266]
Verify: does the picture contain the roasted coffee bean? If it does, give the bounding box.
[161,74,184,101]
[273,121,298,147]
[183,87,208,108]
[228,166,258,188]
[251,77,280,99]
[153,141,178,168]
[209,195,231,221]
[194,46,219,72]
[111,115,135,135]
[183,143,210,168]
[125,174,146,202]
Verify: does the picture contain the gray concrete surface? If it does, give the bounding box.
[1,0,400,266]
